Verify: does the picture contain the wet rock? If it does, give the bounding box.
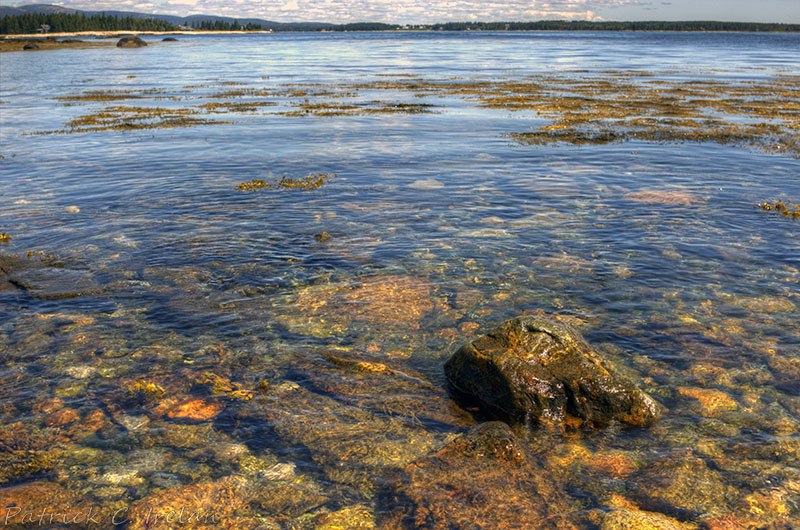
[278,275,434,338]
[444,316,662,429]
[116,35,147,48]
[22,43,39,50]
[385,422,583,529]
[162,37,178,41]
[248,478,327,518]
[677,387,738,418]
[165,397,224,421]
[408,178,444,190]
[624,190,703,206]
[317,505,376,529]
[235,384,445,495]
[126,476,247,530]
[602,508,698,530]
[0,482,100,529]
[0,255,101,299]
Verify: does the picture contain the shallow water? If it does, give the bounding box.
[1,31,799,529]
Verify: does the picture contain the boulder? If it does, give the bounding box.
[116,35,147,48]
[162,37,178,41]
[444,316,661,429]
[22,43,39,50]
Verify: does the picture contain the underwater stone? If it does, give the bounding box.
[0,255,101,299]
[387,421,584,529]
[445,316,662,429]
[126,476,247,530]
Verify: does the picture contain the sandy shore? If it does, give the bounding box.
[2,30,272,38]
[0,30,272,52]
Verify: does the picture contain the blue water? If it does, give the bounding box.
[0,31,799,527]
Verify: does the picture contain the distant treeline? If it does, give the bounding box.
[425,20,800,32]
[192,19,262,31]
[0,13,177,33]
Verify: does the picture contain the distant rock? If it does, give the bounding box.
[624,190,703,206]
[162,37,178,41]
[22,42,39,50]
[116,35,147,48]
[408,178,444,190]
[445,316,662,429]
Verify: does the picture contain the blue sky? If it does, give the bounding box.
[2,0,798,23]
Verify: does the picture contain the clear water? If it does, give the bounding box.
[1,31,799,528]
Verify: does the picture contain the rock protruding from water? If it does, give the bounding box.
[162,37,178,41]
[23,42,39,50]
[445,316,662,429]
[116,35,147,48]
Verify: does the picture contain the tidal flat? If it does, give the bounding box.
[0,31,799,529]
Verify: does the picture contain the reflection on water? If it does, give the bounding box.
[1,31,799,529]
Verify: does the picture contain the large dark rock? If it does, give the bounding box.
[445,316,662,429]
[22,43,39,50]
[162,37,178,41]
[383,421,584,529]
[116,35,147,48]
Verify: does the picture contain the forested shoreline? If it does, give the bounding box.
[2,12,799,35]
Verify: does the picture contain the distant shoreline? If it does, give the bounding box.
[3,27,800,39]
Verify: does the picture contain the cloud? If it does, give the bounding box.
[6,0,640,23]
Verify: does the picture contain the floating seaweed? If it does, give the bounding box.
[758,199,800,220]
[235,173,337,192]
[0,232,11,244]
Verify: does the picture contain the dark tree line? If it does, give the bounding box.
[192,19,262,30]
[0,13,178,34]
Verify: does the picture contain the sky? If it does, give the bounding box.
[2,0,798,24]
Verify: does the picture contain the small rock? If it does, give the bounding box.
[408,178,444,190]
[259,462,296,481]
[65,205,80,213]
[623,190,703,206]
[116,35,147,48]
[149,471,184,489]
[445,316,662,429]
[166,397,224,421]
[117,414,150,432]
[602,508,697,530]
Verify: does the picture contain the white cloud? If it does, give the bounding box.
[4,0,640,23]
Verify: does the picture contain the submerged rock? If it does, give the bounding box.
[126,476,247,530]
[0,482,100,529]
[0,255,101,299]
[623,190,703,206]
[116,35,147,48]
[385,421,583,529]
[444,316,662,429]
